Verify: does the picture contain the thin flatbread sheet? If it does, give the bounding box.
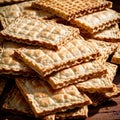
[16,77,91,117]
[92,24,120,42]
[76,62,118,93]
[47,60,107,89]
[32,0,112,21]
[0,15,79,50]
[2,85,34,116]
[14,35,100,77]
[72,9,120,34]
[0,40,36,76]
[0,1,54,28]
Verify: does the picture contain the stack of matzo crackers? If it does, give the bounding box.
[0,0,120,119]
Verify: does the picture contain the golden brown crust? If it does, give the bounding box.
[72,9,120,34]
[32,0,112,21]
[14,35,100,77]
[76,62,118,93]
[0,15,79,50]
[47,60,107,89]
[55,106,88,119]
[92,24,120,42]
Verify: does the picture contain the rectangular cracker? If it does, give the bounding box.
[86,84,120,106]
[47,60,107,90]
[76,62,118,93]
[0,1,55,28]
[2,85,34,116]
[15,77,91,117]
[55,106,88,119]
[0,39,37,76]
[14,35,100,77]
[0,79,7,96]
[92,24,120,42]
[111,44,120,64]
[71,9,120,34]
[32,0,112,21]
[0,15,79,50]
[87,39,118,62]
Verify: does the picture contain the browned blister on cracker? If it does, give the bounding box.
[47,60,107,89]
[0,15,79,50]
[72,9,120,34]
[15,77,91,117]
[14,35,100,77]
[32,0,112,21]
[0,40,36,76]
[76,62,118,93]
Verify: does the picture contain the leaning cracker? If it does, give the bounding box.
[14,35,100,77]
[32,0,112,21]
[0,15,79,50]
[0,79,7,96]
[0,1,54,28]
[2,85,34,116]
[47,60,107,90]
[56,106,88,119]
[72,9,120,34]
[92,24,120,42]
[16,77,91,117]
[86,84,120,106]
[0,40,36,76]
[111,44,120,64]
[2,85,58,120]
[76,62,118,93]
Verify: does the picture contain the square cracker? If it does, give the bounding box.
[2,85,34,116]
[111,44,120,65]
[92,24,120,42]
[0,15,79,50]
[87,39,118,62]
[32,0,112,21]
[14,35,100,77]
[0,1,54,28]
[0,39,36,76]
[15,77,91,117]
[86,84,120,106]
[0,79,7,96]
[47,60,107,90]
[71,9,120,34]
[76,62,118,93]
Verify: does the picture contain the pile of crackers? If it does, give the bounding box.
[0,0,120,119]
